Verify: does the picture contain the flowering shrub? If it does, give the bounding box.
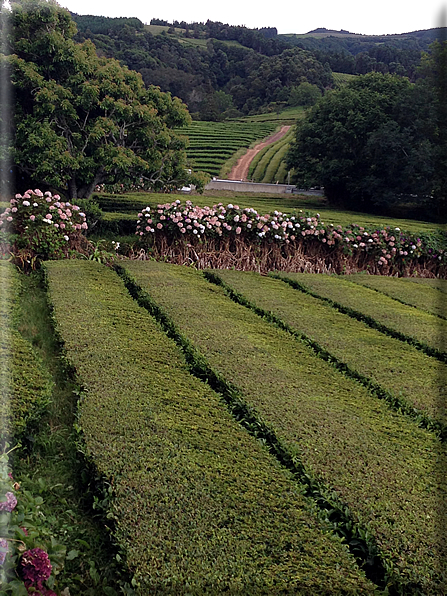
[135,200,446,274]
[0,449,66,594]
[20,548,52,589]
[0,190,88,268]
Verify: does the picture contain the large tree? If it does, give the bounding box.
[286,71,436,214]
[3,0,194,199]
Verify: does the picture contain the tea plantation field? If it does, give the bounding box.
[6,260,446,594]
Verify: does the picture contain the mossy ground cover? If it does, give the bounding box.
[208,269,446,431]
[0,262,52,444]
[44,260,374,595]
[347,274,447,319]
[122,260,447,595]
[275,272,447,359]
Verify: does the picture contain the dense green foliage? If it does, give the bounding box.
[280,28,444,79]
[45,260,374,594]
[3,0,195,199]
[70,15,444,121]
[73,18,333,118]
[287,72,436,214]
[123,260,446,594]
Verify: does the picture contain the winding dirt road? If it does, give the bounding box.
[228,125,291,181]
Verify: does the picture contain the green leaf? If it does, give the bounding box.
[9,581,28,596]
[66,549,79,560]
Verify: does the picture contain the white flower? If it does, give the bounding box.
[395,227,400,231]
[64,235,69,241]
[33,203,38,207]
[23,201,30,206]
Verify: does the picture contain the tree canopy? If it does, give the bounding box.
[4,0,195,199]
[286,71,438,216]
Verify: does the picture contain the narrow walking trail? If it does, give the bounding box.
[228,125,291,181]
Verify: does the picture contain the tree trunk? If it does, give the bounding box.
[77,167,105,200]
[67,177,78,201]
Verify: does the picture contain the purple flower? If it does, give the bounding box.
[0,538,8,566]
[21,548,52,585]
[0,492,17,513]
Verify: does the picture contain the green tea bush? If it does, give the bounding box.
[123,261,446,594]
[45,260,375,594]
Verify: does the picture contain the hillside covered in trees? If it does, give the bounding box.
[71,14,446,120]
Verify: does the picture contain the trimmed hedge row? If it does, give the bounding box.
[347,274,447,319]
[249,130,294,183]
[261,142,291,184]
[247,145,270,179]
[276,273,447,360]
[180,121,280,177]
[44,260,373,595]
[208,269,446,432]
[0,262,52,444]
[122,260,447,595]
[404,277,447,292]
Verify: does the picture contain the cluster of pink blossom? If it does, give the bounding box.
[0,491,17,513]
[135,200,328,242]
[0,189,88,240]
[0,469,57,594]
[21,548,56,595]
[135,201,445,267]
[0,487,18,568]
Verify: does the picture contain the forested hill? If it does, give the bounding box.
[70,13,444,119]
[280,27,445,78]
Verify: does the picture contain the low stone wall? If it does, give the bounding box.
[204,179,324,195]
[205,180,296,194]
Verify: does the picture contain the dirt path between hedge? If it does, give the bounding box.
[228,125,291,181]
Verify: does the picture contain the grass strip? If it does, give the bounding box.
[273,272,447,363]
[0,262,52,445]
[121,260,447,595]
[205,269,446,438]
[44,260,374,595]
[347,274,447,320]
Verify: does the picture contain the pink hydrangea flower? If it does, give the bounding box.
[21,548,52,586]
[0,492,17,513]
[0,538,8,566]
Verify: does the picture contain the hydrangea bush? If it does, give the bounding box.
[135,200,446,275]
[0,190,88,268]
[0,450,65,595]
